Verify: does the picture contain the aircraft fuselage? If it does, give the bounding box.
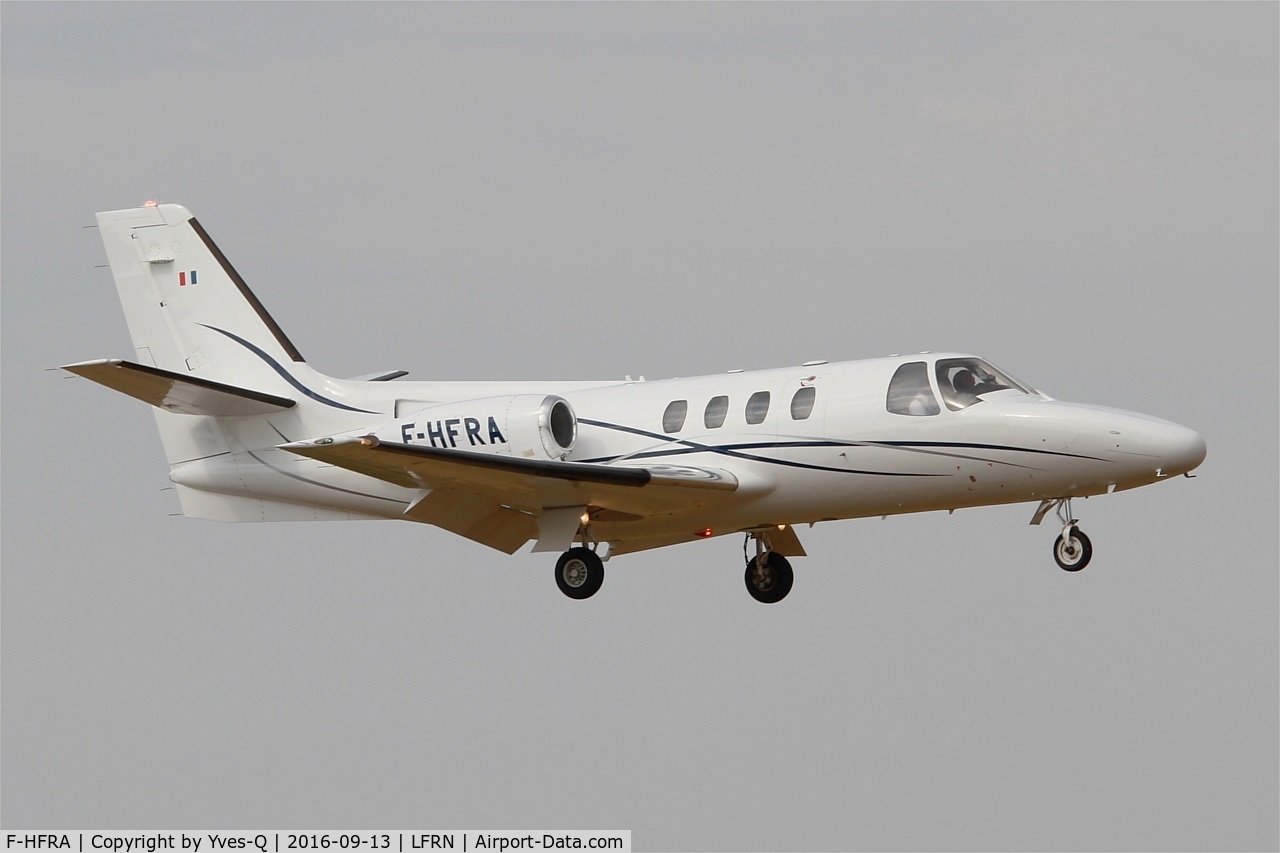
[69,202,1207,602]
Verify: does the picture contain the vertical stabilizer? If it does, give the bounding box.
[95,203,305,391]
[93,203,317,465]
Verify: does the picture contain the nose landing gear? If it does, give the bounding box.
[1032,497,1094,572]
[1053,527,1093,572]
[743,532,794,603]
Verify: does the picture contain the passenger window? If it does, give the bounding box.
[662,400,688,433]
[745,391,771,425]
[704,395,728,429]
[886,362,940,416]
[790,386,816,420]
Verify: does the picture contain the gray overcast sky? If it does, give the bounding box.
[3,3,1276,850]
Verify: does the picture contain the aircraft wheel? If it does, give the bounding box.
[1053,527,1093,572]
[555,547,604,599]
[745,552,793,603]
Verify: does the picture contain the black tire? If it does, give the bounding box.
[555,547,605,599]
[745,552,794,603]
[1053,527,1093,572]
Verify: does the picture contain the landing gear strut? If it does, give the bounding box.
[1032,497,1093,572]
[555,547,604,599]
[743,532,794,603]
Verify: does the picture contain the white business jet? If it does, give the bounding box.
[64,203,1206,603]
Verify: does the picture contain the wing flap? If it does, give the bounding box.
[405,489,537,554]
[280,436,740,517]
[63,359,295,416]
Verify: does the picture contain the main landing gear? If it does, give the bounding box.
[554,546,604,599]
[743,532,794,604]
[554,530,798,603]
[1032,497,1093,572]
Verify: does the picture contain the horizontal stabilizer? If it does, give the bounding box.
[62,359,296,416]
[279,436,739,519]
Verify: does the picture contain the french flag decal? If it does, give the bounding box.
[179,270,198,286]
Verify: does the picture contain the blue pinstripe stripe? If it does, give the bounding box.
[577,418,941,477]
[200,325,380,414]
[576,418,1106,474]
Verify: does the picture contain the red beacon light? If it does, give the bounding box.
[695,528,714,538]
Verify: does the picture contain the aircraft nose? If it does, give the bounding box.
[1128,417,1206,478]
[1162,423,1207,477]
[1094,408,1206,488]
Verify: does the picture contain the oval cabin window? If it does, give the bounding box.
[745,391,771,425]
[662,400,688,433]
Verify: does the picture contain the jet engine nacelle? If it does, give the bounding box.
[377,394,577,460]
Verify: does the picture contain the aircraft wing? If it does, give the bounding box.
[280,435,741,552]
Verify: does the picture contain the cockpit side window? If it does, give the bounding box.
[935,358,1031,411]
[887,362,939,416]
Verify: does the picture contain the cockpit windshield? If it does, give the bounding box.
[935,357,1033,411]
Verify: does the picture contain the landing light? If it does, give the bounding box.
[580,512,590,524]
